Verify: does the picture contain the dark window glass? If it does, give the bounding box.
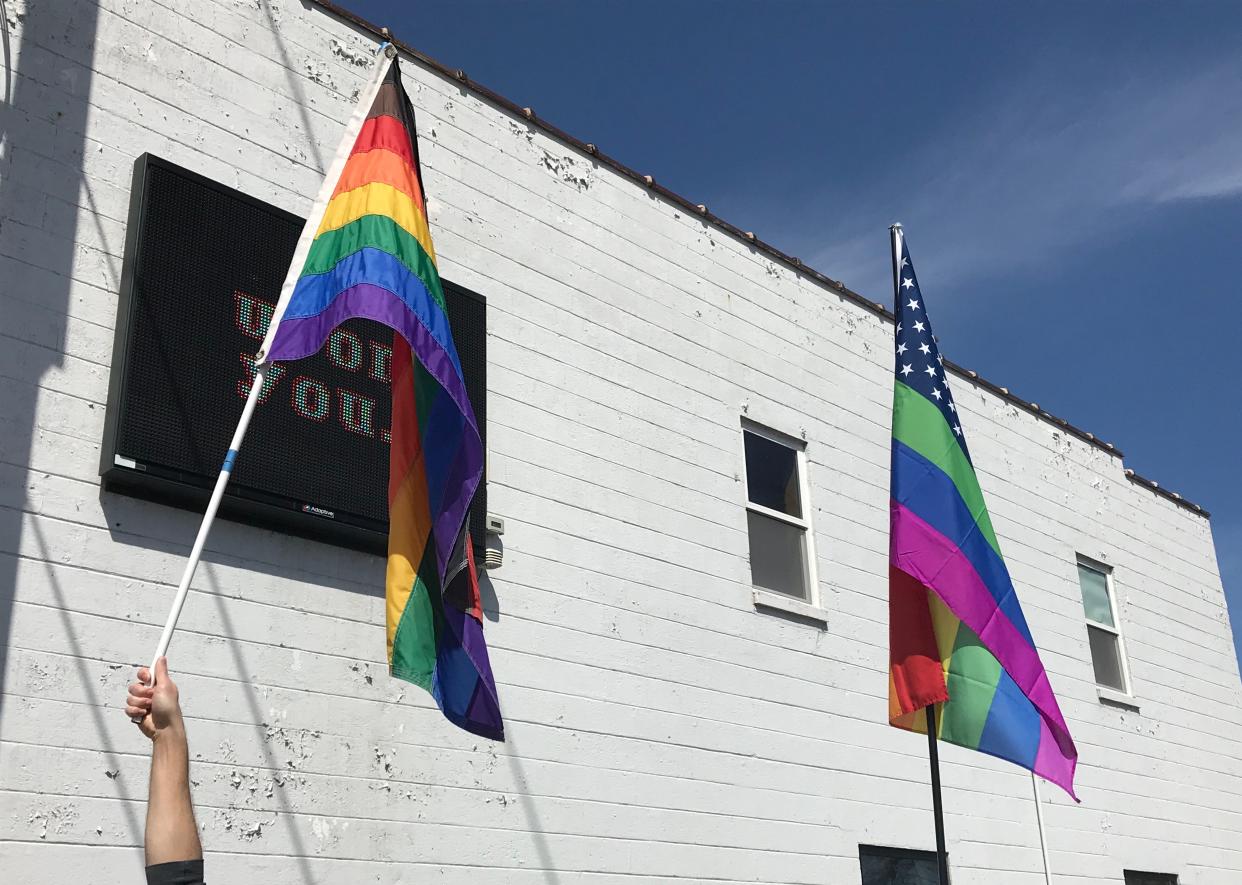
[747,510,808,599]
[860,845,940,885]
[744,430,801,517]
[1124,873,1178,885]
[1087,625,1125,690]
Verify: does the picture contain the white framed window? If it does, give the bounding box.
[741,421,816,603]
[1076,557,1131,694]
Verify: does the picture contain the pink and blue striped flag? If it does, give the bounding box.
[887,227,1077,797]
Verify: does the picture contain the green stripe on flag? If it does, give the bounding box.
[390,573,437,688]
[938,620,1003,749]
[391,532,445,687]
[303,214,446,311]
[892,381,1001,556]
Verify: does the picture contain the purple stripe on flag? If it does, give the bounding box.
[891,501,1075,760]
[1034,716,1078,799]
[441,602,504,740]
[431,439,483,581]
[267,283,478,439]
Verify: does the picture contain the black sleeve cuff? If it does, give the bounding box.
[146,859,205,885]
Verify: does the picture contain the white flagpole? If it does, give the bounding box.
[257,41,399,365]
[144,41,397,676]
[1032,771,1054,885]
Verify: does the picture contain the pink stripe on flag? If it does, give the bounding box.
[891,500,1077,793]
[1034,716,1078,799]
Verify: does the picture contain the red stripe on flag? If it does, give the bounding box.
[889,565,948,717]
[387,333,421,506]
[351,114,415,169]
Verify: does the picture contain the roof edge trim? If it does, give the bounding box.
[306,1,1209,520]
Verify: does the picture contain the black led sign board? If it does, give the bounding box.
[102,154,487,555]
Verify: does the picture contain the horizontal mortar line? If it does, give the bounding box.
[92,2,366,130]
[0,327,112,374]
[0,789,849,869]
[7,500,1239,713]
[2,503,380,593]
[3,118,309,240]
[480,287,885,439]
[0,784,841,859]
[494,499,1234,676]
[9,682,1240,821]
[9,648,1241,803]
[12,0,1232,518]
[21,576,1242,762]
[11,641,1068,787]
[8,522,1240,724]
[0,290,117,335]
[501,478,1228,648]
[488,422,746,518]
[13,44,329,185]
[7,387,1202,620]
[0,375,110,413]
[491,569,1242,714]
[2,690,908,811]
[428,217,884,424]
[7,208,1212,585]
[0,836,812,885]
[0,737,864,831]
[2,546,375,618]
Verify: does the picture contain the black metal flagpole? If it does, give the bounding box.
[892,223,950,884]
[926,702,951,885]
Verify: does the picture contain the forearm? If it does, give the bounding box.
[145,722,202,866]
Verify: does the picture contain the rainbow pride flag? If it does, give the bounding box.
[265,55,503,740]
[887,227,1076,797]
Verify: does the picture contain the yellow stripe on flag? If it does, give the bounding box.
[317,181,437,264]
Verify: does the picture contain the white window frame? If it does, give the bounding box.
[1077,555,1134,699]
[741,419,822,618]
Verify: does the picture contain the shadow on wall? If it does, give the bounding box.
[203,566,319,883]
[506,731,563,884]
[98,490,387,600]
[0,0,100,722]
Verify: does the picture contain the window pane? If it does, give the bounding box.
[1077,563,1114,626]
[747,510,808,599]
[1088,625,1126,691]
[860,846,940,885]
[1125,873,1178,885]
[744,430,802,518]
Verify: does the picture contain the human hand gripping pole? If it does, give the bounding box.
[141,41,396,676]
[127,658,205,874]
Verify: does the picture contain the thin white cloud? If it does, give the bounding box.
[770,56,1242,301]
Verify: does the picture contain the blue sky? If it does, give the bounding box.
[350,0,1242,667]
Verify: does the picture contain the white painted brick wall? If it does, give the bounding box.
[1,1,1239,882]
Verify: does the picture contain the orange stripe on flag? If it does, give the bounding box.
[331,147,427,213]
